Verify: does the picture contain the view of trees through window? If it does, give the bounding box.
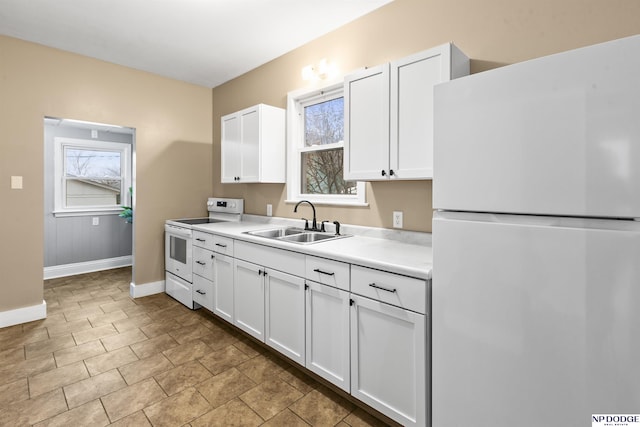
[302,97,357,195]
[64,148,122,206]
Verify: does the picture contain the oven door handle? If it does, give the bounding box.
[164,225,192,238]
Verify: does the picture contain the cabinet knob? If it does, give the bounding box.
[381,169,386,176]
[389,169,395,176]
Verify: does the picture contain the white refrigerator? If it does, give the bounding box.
[432,35,640,426]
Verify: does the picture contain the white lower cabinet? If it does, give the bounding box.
[233,259,265,341]
[213,253,234,324]
[264,270,306,364]
[350,294,427,427]
[192,275,214,312]
[305,280,350,392]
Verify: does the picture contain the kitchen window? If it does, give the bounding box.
[53,138,131,216]
[286,82,366,206]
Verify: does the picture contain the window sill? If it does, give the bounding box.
[52,209,123,218]
[285,199,369,208]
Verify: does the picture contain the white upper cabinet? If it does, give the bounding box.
[221,104,285,183]
[344,43,469,181]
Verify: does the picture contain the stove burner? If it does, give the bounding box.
[173,218,227,225]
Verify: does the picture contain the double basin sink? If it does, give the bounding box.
[245,226,350,245]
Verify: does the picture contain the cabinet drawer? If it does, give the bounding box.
[305,256,350,291]
[193,246,214,281]
[212,235,234,256]
[193,275,214,311]
[351,265,427,314]
[193,231,215,251]
[235,240,305,277]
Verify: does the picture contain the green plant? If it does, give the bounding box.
[119,186,133,223]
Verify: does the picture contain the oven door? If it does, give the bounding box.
[165,224,192,283]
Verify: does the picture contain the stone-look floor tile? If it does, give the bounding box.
[130,333,179,359]
[122,304,159,318]
[0,346,25,368]
[72,324,118,345]
[87,309,129,327]
[175,312,204,327]
[168,323,215,345]
[118,353,174,385]
[101,327,148,351]
[261,408,310,427]
[84,346,138,376]
[46,318,93,337]
[147,306,187,322]
[0,378,29,406]
[28,361,89,397]
[140,318,184,338]
[0,326,49,351]
[63,369,127,409]
[199,327,239,351]
[53,339,105,367]
[0,388,67,426]
[77,296,116,309]
[289,388,355,426]
[63,306,106,322]
[191,398,263,427]
[100,299,138,313]
[107,410,152,427]
[278,366,317,395]
[24,334,76,359]
[199,344,250,375]
[344,407,399,427]
[0,354,56,385]
[163,339,211,366]
[233,337,265,358]
[144,386,211,427]
[236,354,285,384]
[239,378,304,420]
[33,399,109,427]
[101,377,167,422]
[155,359,212,396]
[197,367,256,408]
[113,313,154,333]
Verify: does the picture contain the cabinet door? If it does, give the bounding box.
[213,253,234,324]
[264,270,305,364]
[350,294,427,427]
[390,48,446,179]
[233,259,265,341]
[305,281,350,392]
[344,64,390,181]
[221,113,241,183]
[240,107,260,182]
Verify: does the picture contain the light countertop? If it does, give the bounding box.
[191,218,432,280]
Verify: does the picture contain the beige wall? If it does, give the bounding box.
[0,36,213,312]
[212,0,640,232]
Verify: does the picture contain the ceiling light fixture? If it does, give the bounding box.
[301,59,338,82]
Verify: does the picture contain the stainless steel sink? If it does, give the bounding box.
[246,227,304,238]
[245,227,349,245]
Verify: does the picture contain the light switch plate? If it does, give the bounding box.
[11,176,23,189]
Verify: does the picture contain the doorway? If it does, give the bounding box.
[43,117,136,283]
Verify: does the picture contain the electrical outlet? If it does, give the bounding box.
[92,217,99,226]
[267,204,273,217]
[393,211,403,228]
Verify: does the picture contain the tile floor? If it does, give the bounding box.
[0,268,398,426]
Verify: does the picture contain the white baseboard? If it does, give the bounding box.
[0,300,47,328]
[130,280,165,298]
[44,256,132,280]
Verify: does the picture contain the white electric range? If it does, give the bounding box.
[164,197,243,308]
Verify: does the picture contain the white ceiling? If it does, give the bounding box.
[0,0,392,88]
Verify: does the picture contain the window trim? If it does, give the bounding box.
[286,82,366,206]
[53,137,132,216]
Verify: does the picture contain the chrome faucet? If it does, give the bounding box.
[294,200,318,231]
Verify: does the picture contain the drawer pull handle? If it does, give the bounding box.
[195,289,206,295]
[369,283,396,293]
[215,243,227,248]
[195,238,206,242]
[313,268,335,276]
[195,261,206,266]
